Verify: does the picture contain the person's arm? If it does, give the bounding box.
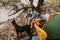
[30,12,36,19]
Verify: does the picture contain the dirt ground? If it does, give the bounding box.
[0,12,31,40]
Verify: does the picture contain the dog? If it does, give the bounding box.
[12,20,32,40]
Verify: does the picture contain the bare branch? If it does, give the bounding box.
[25,0,30,5]
[29,0,33,5]
[37,0,44,7]
[19,0,25,7]
[29,0,34,7]
[36,0,44,13]
[9,6,31,16]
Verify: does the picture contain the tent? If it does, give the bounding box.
[44,14,60,39]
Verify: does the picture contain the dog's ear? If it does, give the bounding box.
[12,19,15,23]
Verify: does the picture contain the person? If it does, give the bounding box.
[24,8,37,35]
[24,8,32,25]
[39,13,50,26]
[24,8,37,26]
[34,18,42,27]
[33,11,42,27]
[32,33,38,40]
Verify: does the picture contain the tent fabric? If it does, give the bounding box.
[44,14,60,39]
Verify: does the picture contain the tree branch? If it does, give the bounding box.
[37,0,44,8]
[29,0,33,5]
[25,0,30,5]
[29,0,35,8]
[36,0,44,13]
[9,6,31,16]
